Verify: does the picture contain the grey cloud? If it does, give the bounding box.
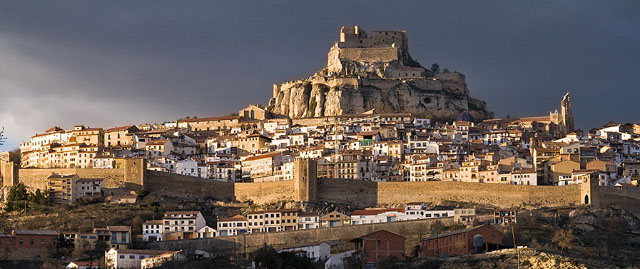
[1,0,640,150]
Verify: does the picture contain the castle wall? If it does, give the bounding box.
[144,217,454,254]
[376,181,582,208]
[316,179,582,208]
[16,168,126,190]
[591,186,640,216]
[234,181,296,204]
[338,47,399,63]
[317,179,378,207]
[145,171,234,201]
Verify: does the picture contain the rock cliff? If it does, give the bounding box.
[266,26,492,121]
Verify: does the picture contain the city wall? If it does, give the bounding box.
[317,179,582,208]
[15,168,125,190]
[144,217,454,254]
[144,171,234,202]
[5,160,640,215]
[234,181,296,204]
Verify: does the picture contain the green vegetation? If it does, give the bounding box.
[3,183,49,212]
[252,245,318,269]
[308,98,317,116]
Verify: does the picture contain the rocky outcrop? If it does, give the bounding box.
[266,26,492,121]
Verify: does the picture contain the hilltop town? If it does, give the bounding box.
[2,26,640,268]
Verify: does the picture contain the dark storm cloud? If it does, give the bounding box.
[1,0,639,150]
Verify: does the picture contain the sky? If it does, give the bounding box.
[1,1,639,151]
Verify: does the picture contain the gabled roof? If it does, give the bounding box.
[351,208,405,216]
[352,230,405,242]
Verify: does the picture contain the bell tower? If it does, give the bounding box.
[561,93,574,133]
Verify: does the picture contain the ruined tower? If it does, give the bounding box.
[561,93,574,133]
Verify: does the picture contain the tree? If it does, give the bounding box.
[131,215,144,236]
[552,228,575,255]
[4,184,29,212]
[0,126,7,145]
[252,245,282,269]
[55,234,75,258]
[73,239,91,259]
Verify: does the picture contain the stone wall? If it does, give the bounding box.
[376,181,582,208]
[234,181,296,204]
[144,217,454,254]
[316,179,583,208]
[338,47,399,63]
[145,171,234,201]
[17,168,126,190]
[592,186,640,216]
[317,179,378,207]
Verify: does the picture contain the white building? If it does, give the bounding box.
[162,211,206,234]
[196,225,217,238]
[297,212,320,230]
[402,203,454,221]
[142,220,163,242]
[279,242,331,262]
[217,215,248,237]
[350,208,405,225]
[76,178,103,198]
[175,160,208,178]
[105,248,172,269]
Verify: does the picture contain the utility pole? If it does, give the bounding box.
[511,223,520,269]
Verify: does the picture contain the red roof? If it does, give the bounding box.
[351,208,405,216]
[219,214,248,222]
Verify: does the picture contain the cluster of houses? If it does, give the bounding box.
[141,204,477,242]
[17,101,640,188]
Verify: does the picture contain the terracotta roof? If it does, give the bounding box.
[351,208,405,216]
[13,230,58,236]
[105,125,136,132]
[107,226,131,232]
[423,225,494,240]
[77,178,103,183]
[219,214,248,222]
[143,220,163,225]
[243,152,281,162]
[164,211,201,217]
[46,126,63,132]
[181,116,239,123]
[146,139,169,146]
[112,249,172,255]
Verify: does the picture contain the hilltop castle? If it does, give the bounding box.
[267,25,492,121]
[326,26,425,79]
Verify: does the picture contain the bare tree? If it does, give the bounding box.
[0,127,6,145]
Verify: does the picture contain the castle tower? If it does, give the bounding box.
[294,158,317,202]
[1,151,19,188]
[561,93,574,133]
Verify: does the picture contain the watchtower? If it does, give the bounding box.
[294,158,317,202]
[0,151,19,188]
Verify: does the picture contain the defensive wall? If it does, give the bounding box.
[1,158,146,191]
[144,217,455,254]
[3,156,640,215]
[145,171,234,201]
[316,179,582,208]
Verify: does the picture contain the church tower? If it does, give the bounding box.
[561,93,574,133]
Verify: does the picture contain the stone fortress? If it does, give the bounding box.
[267,26,493,121]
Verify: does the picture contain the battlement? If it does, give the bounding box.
[338,25,408,50]
[325,26,422,79]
